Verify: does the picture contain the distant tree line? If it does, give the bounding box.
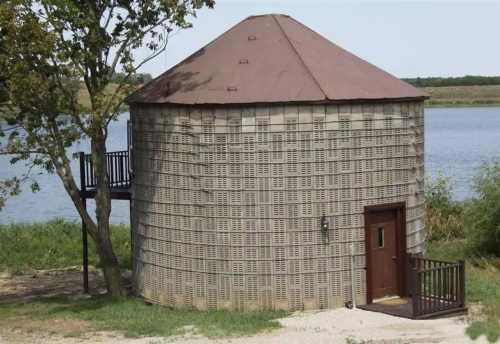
[110,72,153,84]
[403,75,500,87]
[0,72,153,98]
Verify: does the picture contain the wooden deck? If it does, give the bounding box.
[359,298,414,319]
[360,257,467,319]
[359,297,467,319]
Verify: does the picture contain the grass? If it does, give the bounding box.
[0,219,131,273]
[0,296,287,338]
[0,220,287,339]
[423,85,500,107]
[427,240,500,343]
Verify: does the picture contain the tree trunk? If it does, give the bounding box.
[96,231,126,296]
[51,144,125,295]
[52,131,126,296]
[91,135,127,296]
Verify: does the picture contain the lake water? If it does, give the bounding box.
[0,115,131,224]
[426,107,500,199]
[1,107,499,224]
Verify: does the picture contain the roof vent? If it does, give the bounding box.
[239,59,249,64]
[248,35,257,41]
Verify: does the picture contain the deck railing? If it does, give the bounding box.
[79,150,131,190]
[409,256,465,318]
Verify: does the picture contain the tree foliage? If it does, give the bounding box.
[111,72,153,84]
[465,161,500,256]
[0,0,214,294]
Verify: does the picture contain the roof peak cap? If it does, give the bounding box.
[247,13,290,19]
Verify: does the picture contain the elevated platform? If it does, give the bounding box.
[81,186,131,200]
[79,150,131,200]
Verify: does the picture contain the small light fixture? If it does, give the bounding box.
[320,215,329,243]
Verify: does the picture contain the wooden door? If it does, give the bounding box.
[365,204,406,302]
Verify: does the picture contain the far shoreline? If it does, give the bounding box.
[425,102,500,108]
[421,85,500,109]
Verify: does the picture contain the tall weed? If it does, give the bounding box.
[425,174,465,241]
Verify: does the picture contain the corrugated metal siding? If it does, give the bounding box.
[131,101,425,310]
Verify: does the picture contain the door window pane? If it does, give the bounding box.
[378,227,384,248]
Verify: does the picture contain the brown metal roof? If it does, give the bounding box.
[127,14,427,105]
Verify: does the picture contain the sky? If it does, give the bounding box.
[135,0,500,79]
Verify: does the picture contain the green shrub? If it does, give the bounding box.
[425,174,453,209]
[465,161,500,256]
[425,174,465,241]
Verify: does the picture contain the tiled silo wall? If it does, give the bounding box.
[131,102,425,310]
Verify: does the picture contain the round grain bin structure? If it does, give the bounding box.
[127,14,427,311]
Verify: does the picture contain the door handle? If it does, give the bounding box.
[392,256,397,261]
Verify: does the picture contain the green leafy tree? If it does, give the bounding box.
[0,0,214,295]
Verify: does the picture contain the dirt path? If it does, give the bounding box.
[0,271,488,344]
[0,268,106,303]
[0,308,488,344]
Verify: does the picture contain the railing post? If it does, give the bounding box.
[79,152,86,192]
[409,256,419,317]
[81,199,89,294]
[79,152,89,294]
[127,119,133,177]
[459,260,465,307]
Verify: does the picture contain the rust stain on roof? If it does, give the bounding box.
[127,14,427,105]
